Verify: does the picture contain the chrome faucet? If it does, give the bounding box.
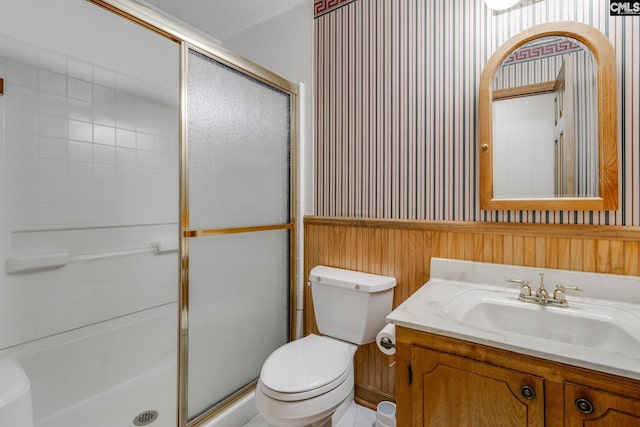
[507,273,582,306]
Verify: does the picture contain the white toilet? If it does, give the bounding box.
[255,266,396,427]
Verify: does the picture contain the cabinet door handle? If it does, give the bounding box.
[575,398,594,414]
[520,385,536,400]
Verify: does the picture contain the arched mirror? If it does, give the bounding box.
[479,22,618,210]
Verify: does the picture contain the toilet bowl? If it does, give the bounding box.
[255,334,357,427]
[256,266,396,427]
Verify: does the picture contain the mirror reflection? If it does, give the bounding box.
[491,36,598,199]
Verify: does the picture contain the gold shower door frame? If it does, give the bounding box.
[87,2,299,426]
[181,41,297,426]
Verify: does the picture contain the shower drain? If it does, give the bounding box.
[133,410,158,426]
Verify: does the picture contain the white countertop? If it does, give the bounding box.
[387,257,640,380]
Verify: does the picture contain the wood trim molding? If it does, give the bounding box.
[493,80,556,101]
[354,384,395,410]
[304,216,640,241]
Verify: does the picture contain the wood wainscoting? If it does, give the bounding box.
[303,216,640,409]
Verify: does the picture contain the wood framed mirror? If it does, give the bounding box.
[479,22,618,211]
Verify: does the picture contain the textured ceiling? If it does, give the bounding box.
[140,0,308,41]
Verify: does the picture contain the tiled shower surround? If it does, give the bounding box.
[0,34,179,349]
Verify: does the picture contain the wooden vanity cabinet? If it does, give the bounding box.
[410,345,545,426]
[395,327,640,427]
[564,383,640,427]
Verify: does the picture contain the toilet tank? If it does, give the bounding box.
[309,266,396,345]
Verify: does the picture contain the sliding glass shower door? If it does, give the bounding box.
[181,46,295,423]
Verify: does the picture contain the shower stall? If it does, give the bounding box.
[0,1,297,426]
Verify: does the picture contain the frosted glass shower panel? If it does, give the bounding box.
[187,230,290,419]
[187,50,291,230]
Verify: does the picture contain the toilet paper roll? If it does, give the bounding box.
[376,323,396,355]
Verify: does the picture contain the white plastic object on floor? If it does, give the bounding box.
[375,401,396,427]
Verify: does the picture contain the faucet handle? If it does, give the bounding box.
[553,284,582,303]
[508,278,532,297]
[555,285,582,292]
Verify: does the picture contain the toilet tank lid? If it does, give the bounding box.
[309,266,396,292]
[0,358,30,404]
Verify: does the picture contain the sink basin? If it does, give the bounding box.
[444,290,640,354]
[387,257,640,379]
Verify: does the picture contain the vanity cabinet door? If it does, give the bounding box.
[565,383,640,427]
[411,345,545,427]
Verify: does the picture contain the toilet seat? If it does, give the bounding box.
[259,365,351,402]
[259,334,355,402]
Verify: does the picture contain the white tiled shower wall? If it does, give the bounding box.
[0,34,179,349]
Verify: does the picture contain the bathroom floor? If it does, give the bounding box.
[243,403,377,427]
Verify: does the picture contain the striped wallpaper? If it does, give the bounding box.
[314,0,640,225]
